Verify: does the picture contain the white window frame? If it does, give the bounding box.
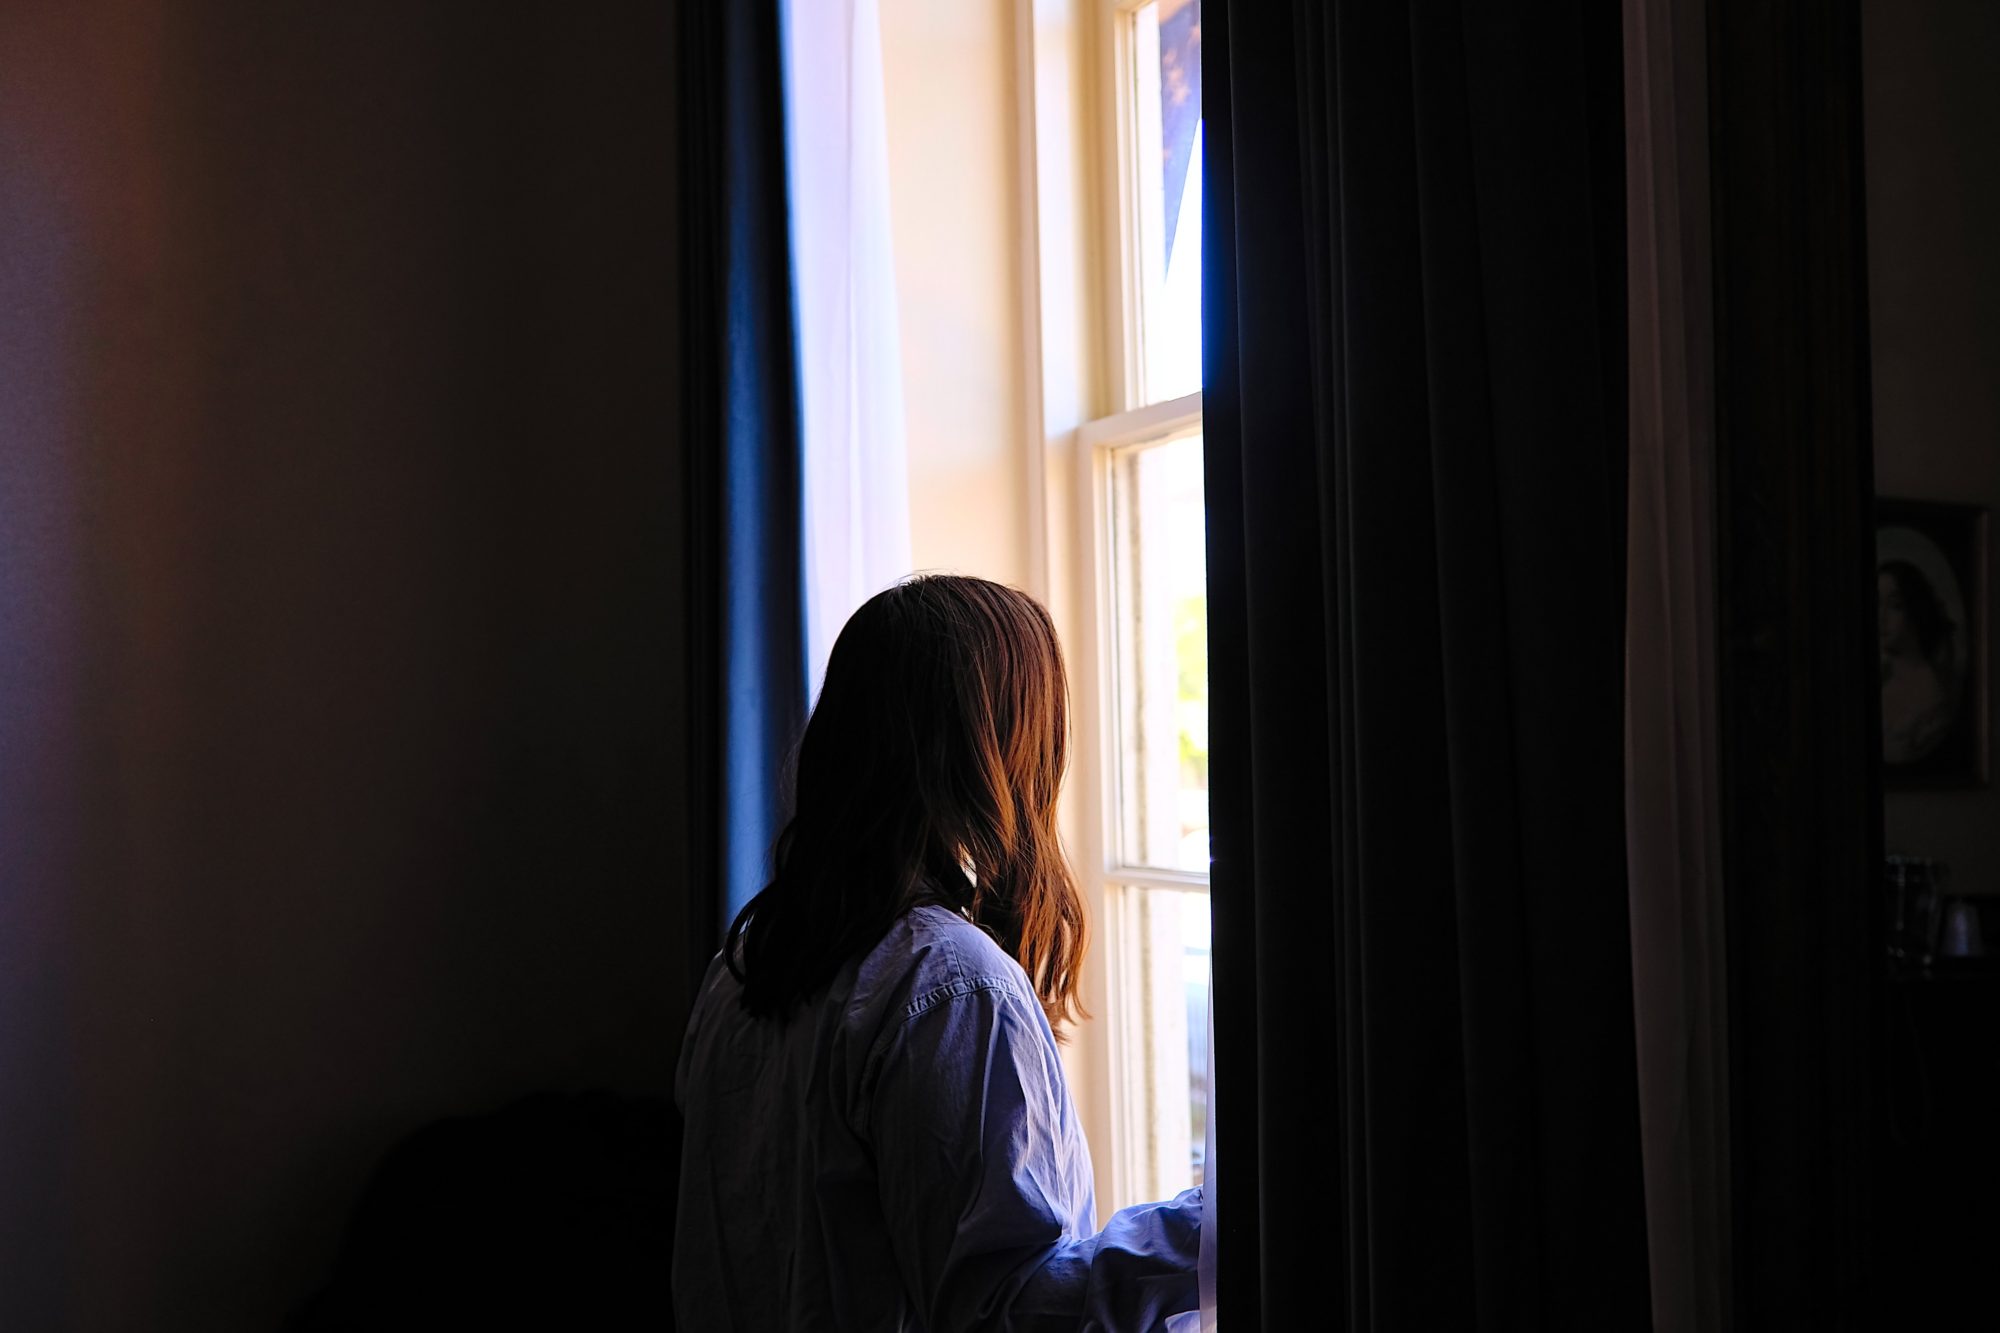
[1011,0,1207,1213]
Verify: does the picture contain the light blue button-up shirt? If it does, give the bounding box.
[674,903,1203,1331]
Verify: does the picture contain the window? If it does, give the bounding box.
[1121,0,1203,407]
[885,0,1207,1212]
[1102,424,1209,1201]
[1076,0,1208,1209]
[1083,404,1208,1207]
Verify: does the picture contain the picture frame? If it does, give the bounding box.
[1876,498,1990,787]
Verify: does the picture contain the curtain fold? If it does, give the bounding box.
[1623,0,1733,1325]
[679,0,808,955]
[1203,2,1650,1326]
[1702,2,1877,1323]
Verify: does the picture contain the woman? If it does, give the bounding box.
[674,576,1203,1330]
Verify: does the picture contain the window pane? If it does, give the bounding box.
[1110,432,1209,873]
[1130,0,1202,404]
[1117,886,1211,1201]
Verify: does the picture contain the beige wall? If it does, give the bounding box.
[1865,0,2000,893]
[880,0,1033,587]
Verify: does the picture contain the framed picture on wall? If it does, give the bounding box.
[1877,498,1990,787]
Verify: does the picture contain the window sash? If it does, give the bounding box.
[1077,400,1207,1208]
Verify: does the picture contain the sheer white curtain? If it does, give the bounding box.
[781,0,912,702]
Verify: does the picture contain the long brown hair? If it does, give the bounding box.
[724,575,1089,1034]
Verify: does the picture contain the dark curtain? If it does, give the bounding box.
[1705,1,1877,1324]
[678,0,807,976]
[1203,2,1650,1326]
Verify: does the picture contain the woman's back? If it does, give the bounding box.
[673,578,1200,1329]
[674,904,1198,1331]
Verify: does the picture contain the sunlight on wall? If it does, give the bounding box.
[879,0,1031,588]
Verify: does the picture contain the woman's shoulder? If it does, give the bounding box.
[848,904,1035,1029]
[870,902,1030,988]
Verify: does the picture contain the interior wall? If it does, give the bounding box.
[879,0,1032,585]
[1864,0,2000,893]
[0,3,687,1328]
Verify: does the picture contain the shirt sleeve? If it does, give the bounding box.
[866,976,1203,1332]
